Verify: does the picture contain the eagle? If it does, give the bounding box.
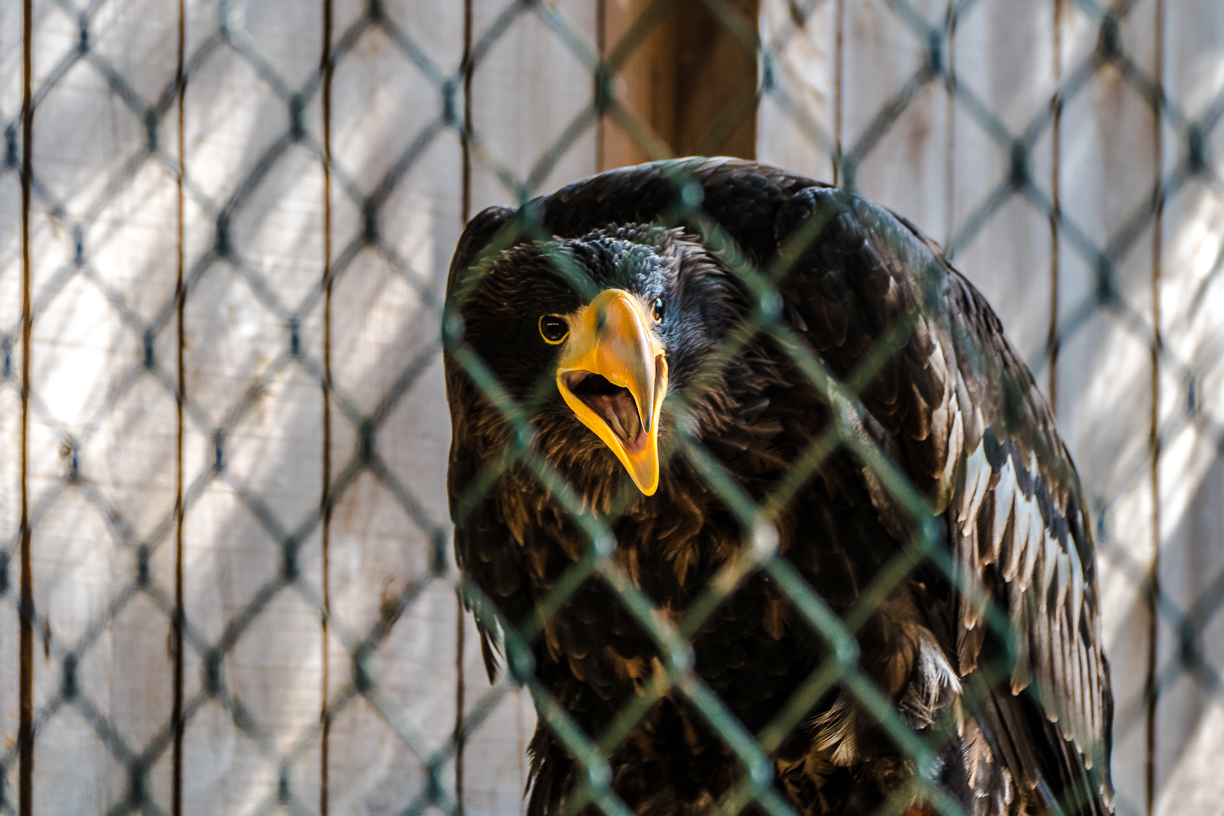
[443,158,1113,816]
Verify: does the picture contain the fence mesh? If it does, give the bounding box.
[1,0,1222,815]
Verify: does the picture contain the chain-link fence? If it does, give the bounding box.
[1,0,1221,815]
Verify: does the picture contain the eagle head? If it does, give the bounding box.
[449,223,742,497]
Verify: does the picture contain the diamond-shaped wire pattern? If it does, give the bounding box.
[1,0,1221,814]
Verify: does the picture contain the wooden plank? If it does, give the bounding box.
[949,0,1058,370]
[0,0,23,799]
[0,0,19,125]
[1151,447,1224,816]
[20,0,185,810]
[179,0,326,811]
[1151,2,1224,812]
[673,0,760,158]
[840,0,951,241]
[756,0,838,183]
[461,1,605,809]
[0,381,17,803]
[461,627,536,816]
[326,580,460,813]
[599,0,759,170]
[469,0,599,207]
[1053,3,1160,811]
[598,0,677,169]
[322,1,469,813]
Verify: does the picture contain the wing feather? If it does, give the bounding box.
[753,178,1113,812]
[995,461,1021,580]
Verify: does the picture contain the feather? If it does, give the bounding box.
[961,440,992,544]
[1069,539,1085,635]
[936,399,965,513]
[995,459,1021,580]
[1010,491,1036,588]
[1041,531,1058,615]
[1009,587,1033,693]
[898,627,962,728]
[1054,549,1072,622]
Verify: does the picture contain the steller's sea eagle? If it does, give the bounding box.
[443,158,1113,816]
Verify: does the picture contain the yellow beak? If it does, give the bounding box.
[556,289,668,495]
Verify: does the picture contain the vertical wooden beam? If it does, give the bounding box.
[1054,7,1162,810]
[598,0,760,171]
[456,4,474,809]
[172,0,187,812]
[18,0,33,810]
[833,0,844,185]
[1145,3,1165,812]
[320,0,334,813]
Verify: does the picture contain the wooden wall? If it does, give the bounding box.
[760,2,1224,814]
[597,0,759,169]
[0,1,1221,815]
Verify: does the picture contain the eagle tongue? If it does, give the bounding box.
[607,391,641,446]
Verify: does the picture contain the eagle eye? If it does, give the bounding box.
[651,298,665,322]
[539,315,569,345]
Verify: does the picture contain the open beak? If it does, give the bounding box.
[556,289,668,495]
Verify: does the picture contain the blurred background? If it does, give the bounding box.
[1,0,1222,814]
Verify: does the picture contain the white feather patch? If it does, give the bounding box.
[898,627,963,729]
[810,693,861,767]
[935,403,964,513]
[994,459,1019,577]
[960,440,991,540]
[1020,494,1044,592]
[1010,491,1035,588]
[1069,538,1085,634]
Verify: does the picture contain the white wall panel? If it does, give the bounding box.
[2,1,1221,814]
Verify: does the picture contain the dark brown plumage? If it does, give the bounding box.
[444,158,1113,816]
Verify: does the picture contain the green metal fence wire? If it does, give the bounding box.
[0,0,1221,815]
